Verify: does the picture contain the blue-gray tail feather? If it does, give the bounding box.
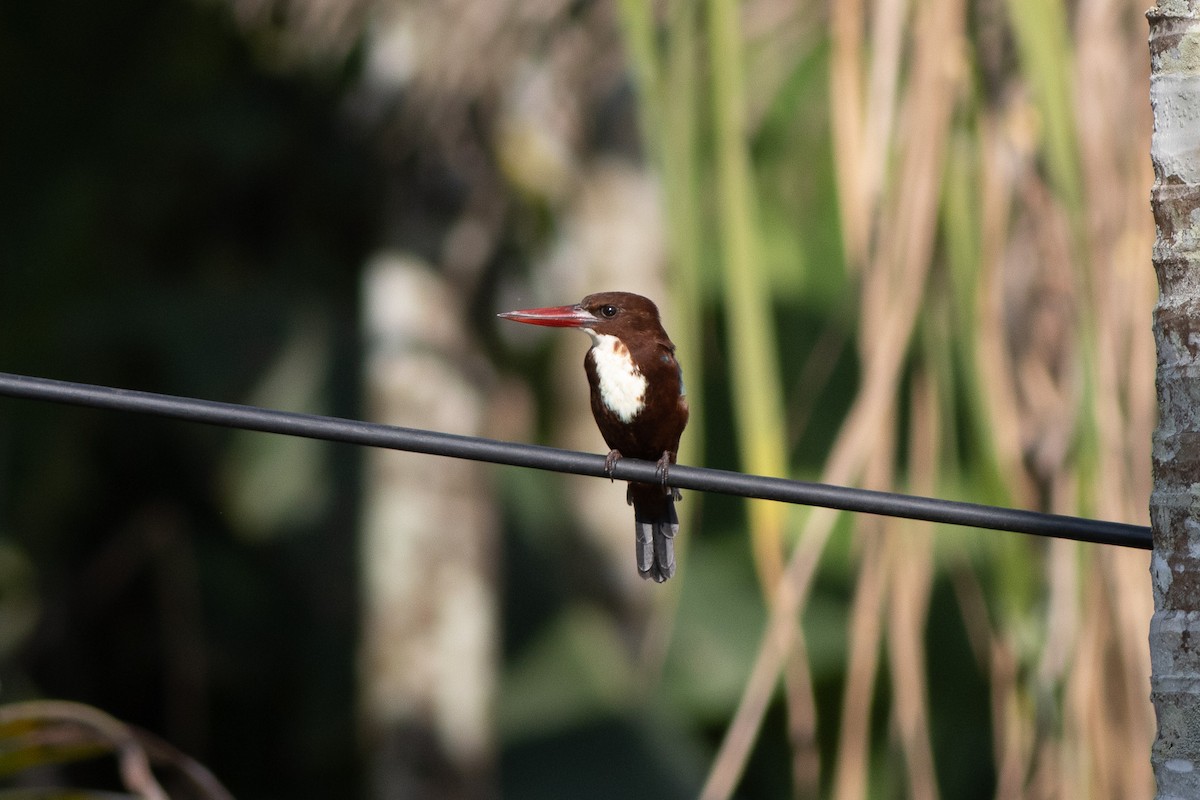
[631,486,678,582]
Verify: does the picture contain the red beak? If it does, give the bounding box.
[497,304,596,328]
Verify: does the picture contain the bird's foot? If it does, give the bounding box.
[604,449,623,481]
[656,452,681,500]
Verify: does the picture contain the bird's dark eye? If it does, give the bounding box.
[600,305,618,318]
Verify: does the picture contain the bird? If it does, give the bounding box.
[498,291,689,582]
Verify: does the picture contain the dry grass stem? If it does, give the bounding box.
[831,528,889,800]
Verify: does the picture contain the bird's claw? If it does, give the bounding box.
[655,452,680,499]
[604,449,623,481]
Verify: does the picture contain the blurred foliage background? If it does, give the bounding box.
[0,0,1156,798]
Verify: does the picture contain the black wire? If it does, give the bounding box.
[0,371,1151,550]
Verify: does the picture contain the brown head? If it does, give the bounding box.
[497,292,668,341]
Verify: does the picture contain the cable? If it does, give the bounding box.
[0,371,1152,549]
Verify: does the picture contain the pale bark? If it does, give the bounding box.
[1149,3,1200,798]
[359,258,498,799]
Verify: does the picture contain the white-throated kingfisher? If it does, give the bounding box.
[499,292,689,582]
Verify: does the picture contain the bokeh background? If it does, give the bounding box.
[0,0,1156,798]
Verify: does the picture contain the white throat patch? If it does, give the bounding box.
[586,331,647,422]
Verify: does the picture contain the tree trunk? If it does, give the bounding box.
[359,257,498,799]
[1148,3,1200,797]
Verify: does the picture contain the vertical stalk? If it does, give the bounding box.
[615,0,703,468]
[1005,0,1083,212]
[616,0,705,678]
[707,0,787,590]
